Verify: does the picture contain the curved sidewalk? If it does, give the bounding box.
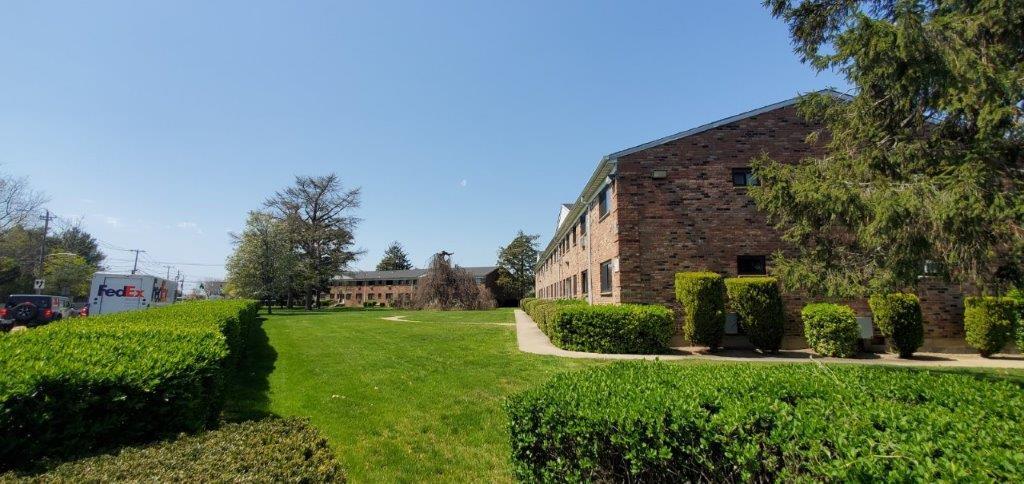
[513,310,1024,369]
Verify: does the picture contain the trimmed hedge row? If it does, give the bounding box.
[5,418,343,482]
[521,299,674,354]
[0,300,260,468]
[506,362,1024,482]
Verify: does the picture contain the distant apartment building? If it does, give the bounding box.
[534,91,966,349]
[330,267,498,307]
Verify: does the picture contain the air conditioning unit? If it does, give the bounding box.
[856,316,874,339]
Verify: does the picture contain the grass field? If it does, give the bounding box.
[224,308,1024,483]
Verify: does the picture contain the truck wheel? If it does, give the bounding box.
[12,302,38,322]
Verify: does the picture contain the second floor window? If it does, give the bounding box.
[737,255,767,275]
[732,168,759,187]
[598,186,611,218]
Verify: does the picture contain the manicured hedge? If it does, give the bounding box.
[724,277,785,352]
[522,299,673,354]
[801,303,860,357]
[868,293,924,357]
[548,304,674,354]
[1009,288,1024,353]
[0,300,260,468]
[5,418,343,482]
[506,362,1024,482]
[674,272,726,349]
[964,296,1018,357]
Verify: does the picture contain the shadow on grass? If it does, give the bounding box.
[222,317,279,422]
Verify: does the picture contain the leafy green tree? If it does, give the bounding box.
[753,0,1024,297]
[265,174,362,310]
[376,241,413,271]
[43,253,94,298]
[52,224,105,268]
[495,231,540,304]
[226,211,297,313]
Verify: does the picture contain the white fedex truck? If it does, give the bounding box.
[88,273,178,316]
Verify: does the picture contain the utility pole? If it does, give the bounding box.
[164,265,173,280]
[130,249,146,275]
[36,210,52,294]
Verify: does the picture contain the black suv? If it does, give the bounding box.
[1,295,74,332]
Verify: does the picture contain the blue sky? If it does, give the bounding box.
[0,0,846,289]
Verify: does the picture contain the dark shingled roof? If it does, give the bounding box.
[334,266,498,281]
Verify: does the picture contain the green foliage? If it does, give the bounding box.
[226,211,298,310]
[523,300,673,354]
[1010,288,1024,353]
[674,272,725,349]
[376,240,413,271]
[755,1,1024,297]
[548,304,674,354]
[6,418,343,482]
[868,293,924,358]
[801,303,859,357]
[42,252,94,298]
[496,231,540,304]
[964,296,1018,357]
[0,300,259,468]
[725,277,785,352]
[506,361,1024,482]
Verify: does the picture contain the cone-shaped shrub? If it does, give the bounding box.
[801,303,859,357]
[674,272,725,349]
[868,293,924,358]
[964,296,1018,357]
[725,277,785,352]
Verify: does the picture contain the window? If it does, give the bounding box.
[598,186,611,218]
[731,168,759,187]
[581,270,588,294]
[571,225,577,246]
[600,259,613,294]
[579,213,587,234]
[572,275,577,296]
[737,255,767,275]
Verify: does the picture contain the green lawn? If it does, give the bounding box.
[225,308,598,482]
[224,308,1024,483]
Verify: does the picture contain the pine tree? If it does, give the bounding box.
[376,241,413,271]
[753,0,1024,297]
[495,231,540,303]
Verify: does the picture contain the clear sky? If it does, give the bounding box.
[0,0,846,290]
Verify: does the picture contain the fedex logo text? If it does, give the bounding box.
[97,284,145,298]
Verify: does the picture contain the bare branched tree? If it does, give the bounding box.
[265,174,362,310]
[0,173,47,233]
[413,251,496,310]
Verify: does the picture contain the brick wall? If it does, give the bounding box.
[613,105,967,345]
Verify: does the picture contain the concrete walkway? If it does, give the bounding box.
[514,310,1024,369]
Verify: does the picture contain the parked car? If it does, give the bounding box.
[0,295,75,332]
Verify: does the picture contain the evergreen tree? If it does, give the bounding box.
[495,231,540,304]
[754,0,1024,297]
[376,241,413,271]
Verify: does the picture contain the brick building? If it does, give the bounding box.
[534,91,967,350]
[330,267,498,307]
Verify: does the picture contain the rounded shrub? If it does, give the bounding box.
[801,303,859,357]
[1008,288,1024,353]
[868,293,924,358]
[674,272,725,349]
[724,277,785,352]
[964,296,1018,357]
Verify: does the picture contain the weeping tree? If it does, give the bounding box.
[413,251,495,310]
[753,0,1024,298]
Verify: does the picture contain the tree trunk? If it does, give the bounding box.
[265,297,273,314]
